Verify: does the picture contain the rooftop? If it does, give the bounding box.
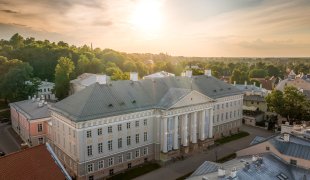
[0,145,66,180]
[51,75,242,122]
[188,153,310,180]
[143,71,175,79]
[10,99,50,120]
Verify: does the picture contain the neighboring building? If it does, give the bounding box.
[143,71,175,79]
[0,144,67,180]
[10,99,51,147]
[276,70,310,99]
[49,73,243,179]
[234,82,269,126]
[188,133,310,180]
[38,80,56,100]
[70,73,110,94]
[251,77,277,91]
[281,122,310,139]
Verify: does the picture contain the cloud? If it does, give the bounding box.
[0,9,18,14]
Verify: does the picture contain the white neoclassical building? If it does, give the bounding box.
[49,73,243,180]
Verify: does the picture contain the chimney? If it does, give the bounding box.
[283,133,290,142]
[231,168,237,178]
[185,70,192,78]
[260,83,262,89]
[252,155,257,162]
[244,162,250,171]
[218,167,225,177]
[253,82,256,87]
[205,69,212,76]
[244,81,247,86]
[130,72,138,81]
[234,81,236,86]
[97,75,107,84]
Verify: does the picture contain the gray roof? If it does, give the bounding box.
[250,136,266,145]
[244,95,265,102]
[270,136,310,160]
[51,75,242,122]
[10,100,50,120]
[188,153,310,180]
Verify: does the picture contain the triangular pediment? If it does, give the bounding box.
[170,90,214,109]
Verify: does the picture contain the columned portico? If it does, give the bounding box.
[182,114,188,146]
[209,108,214,138]
[191,112,197,144]
[163,117,168,153]
[200,110,206,140]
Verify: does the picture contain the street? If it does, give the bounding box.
[0,122,20,154]
[134,125,274,180]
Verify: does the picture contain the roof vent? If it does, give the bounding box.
[283,133,290,142]
[213,90,217,92]
[132,100,136,104]
[228,87,231,90]
[218,167,225,177]
[108,104,113,107]
[231,167,237,178]
[244,162,250,171]
[119,102,125,106]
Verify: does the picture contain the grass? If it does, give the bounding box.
[215,131,250,145]
[216,153,237,163]
[176,171,194,180]
[108,162,160,180]
[0,110,10,119]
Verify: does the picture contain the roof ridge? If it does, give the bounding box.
[0,144,45,159]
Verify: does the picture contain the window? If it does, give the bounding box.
[217,114,219,122]
[230,112,232,118]
[38,124,43,132]
[88,176,94,180]
[126,152,132,160]
[230,102,232,106]
[290,159,297,166]
[117,124,122,131]
[108,140,113,151]
[109,169,114,176]
[221,114,223,121]
[143,147,148,155]
[251,101,254,104]
[226,112,228,119]
[108,157,114,167]
[135,134,140,144]
[135,150,140,158]
[118,138,122,149]
[98,160,104,170]
[144,132,148,142]
[222,104,224,109]
[98,143,103,154]
[143,119,147,126]
[128,163,132,169]
[118,155,123,163]
[98,128,102,136]
[38,137,44,144]
[266,146,270,151]
[127,136,131,146]
[257,102,259,105]
[217,104,219,109]
[135,121,139,127]
[127,122,131,129]
[226,103,228,107]
[87,145,93,156]
[108,126,112,133]
[87,131,92,138]
[87,164,93,173]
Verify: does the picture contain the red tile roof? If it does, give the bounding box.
[0,145,65,180]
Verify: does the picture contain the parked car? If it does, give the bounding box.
[0,151,5,157]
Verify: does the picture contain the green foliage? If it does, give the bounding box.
[54,57,75,100]
[231,69,249,84]
[0,57,36,102]
[108,163,160,180]
[215,131,250,145]
[266,86,310,122]
[248,69,268,78]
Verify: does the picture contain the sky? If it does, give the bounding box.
[0,0,310,57]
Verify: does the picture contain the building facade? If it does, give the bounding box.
[38,80,56,100]
[49,75,243,179]
[10,99,50,146]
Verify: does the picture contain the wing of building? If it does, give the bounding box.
[49,75,244,180]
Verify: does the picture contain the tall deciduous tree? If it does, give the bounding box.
[54,57,75,100]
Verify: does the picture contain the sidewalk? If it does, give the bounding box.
[134,125,274,180]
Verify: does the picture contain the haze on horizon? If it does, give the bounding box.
[0,0,310,57]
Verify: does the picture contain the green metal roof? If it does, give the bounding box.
[51,75,242,122]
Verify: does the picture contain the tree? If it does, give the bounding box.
[54,57,75,100]
[248,69,268,78]
[266,86,310,123]
[231,69,249,84]
[0,58,35,102]
[10,33,24,49]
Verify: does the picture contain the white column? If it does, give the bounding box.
[192,112,197,143]
[209,109,214,138]
[173,116,179,150]
[200,110,206,141]
[182,114,188,146]
[163,117,168,153]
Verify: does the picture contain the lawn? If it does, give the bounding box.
[215,131,250,145]
[108,162,160,180]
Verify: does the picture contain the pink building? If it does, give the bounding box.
[10,99,51,146]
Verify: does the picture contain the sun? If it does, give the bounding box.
[130,0,163,36]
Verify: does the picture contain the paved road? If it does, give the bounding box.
[0,122,20,154]
[134,125,274,180]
